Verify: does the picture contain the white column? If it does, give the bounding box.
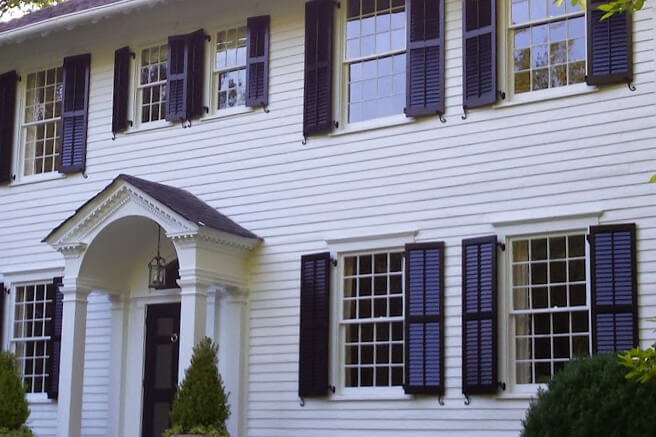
[178,279,208,381]
[206,287,218,339]
[107,294,126,437]
[56,285,90,437]
[218,286,248,437]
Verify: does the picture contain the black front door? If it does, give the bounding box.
[142,303,181,437]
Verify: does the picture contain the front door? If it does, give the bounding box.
[142,303,181,437]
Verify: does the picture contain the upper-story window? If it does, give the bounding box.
[510,0,585,94]
[344,0,406,124]
[509,232,590,385]
[341,250,405,388]
[21,67,63,176]
[138,44,168,123]
[214,26,248,111]
[12,281,55,394]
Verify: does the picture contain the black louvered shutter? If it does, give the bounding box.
[404,243,445,395]
[586,1,632,86]
[462,0,496,109]
[167,30,206,123]
[246,15,270,108]
[60,54,90,174]
[0,71,17,183]
[46,277,63,400]
[405,0,445,118]
[303,0,335,138]
[462,236,499,395]
[590,224,638,353]
[298,252,331,399]
[0,283,5,346]
[112,47,131,136]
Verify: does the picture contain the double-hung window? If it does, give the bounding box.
[21,67,63,176]
[214,26,248,111]
[510,0,586,94]
[12,282,55,394]
[341,250,405,388]
[138,44,168,124]
[344,0,406,124]
[509,233,591,385]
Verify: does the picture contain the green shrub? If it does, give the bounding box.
[521,354,656,437]
[0,351,30,433]
[0,426,34,437]
[165,337,230,437]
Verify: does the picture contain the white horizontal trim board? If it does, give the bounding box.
[0,0,653,435]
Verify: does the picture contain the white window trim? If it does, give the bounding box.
[11,64,67,185]
[210,24,248,115]
[497,0,596,105]
[332,3,408,134]
[130,41,173,131]
[493,213,600,398]
[326,230,417,400]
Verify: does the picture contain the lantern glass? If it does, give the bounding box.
[148,255,167,289]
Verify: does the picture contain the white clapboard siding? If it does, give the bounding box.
[0,0,653,436]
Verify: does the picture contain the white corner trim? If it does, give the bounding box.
[485,204,604,232]
[324,225,418,253]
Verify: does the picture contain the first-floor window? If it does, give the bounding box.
[138,44,168,123]
[510,0,585,94]
[22,67,63,176]
[510,232,591,384]
[214,26,247,111]
[12,282,55,394]
[342,250,405,388]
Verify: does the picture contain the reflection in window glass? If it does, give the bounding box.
[510,233,591,385]
[22,67,62,176]
[345,0,406,123]
[139,45,168,123]
[511,0,585,94]
[215,26,247,111]
[342,251,404,388]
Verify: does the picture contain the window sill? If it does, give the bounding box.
[124,119,175,136]
[26,393,54,404]
[330,114,416,137]
[10,171,66,187]
[330,389,412,401]
[493,83,599,109]
[496,385,545,401]
[201,105,255,123]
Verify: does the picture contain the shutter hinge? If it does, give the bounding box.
[331,258,337,267]
[627,80,636,92]
[498,90,506,100]
[2,285,9,295]
[299,396,305,407]
[586,234,591,243]
[464,394,471,405]
[461,106,468,120]
[497,242,506,251]
[130,51,136,59]
[329,385,336,393]
[439,113,447,123]
[498,381,507,391]
[438,395,445,406]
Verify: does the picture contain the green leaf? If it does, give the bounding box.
[649,174,656,183]
[598,4,614,10]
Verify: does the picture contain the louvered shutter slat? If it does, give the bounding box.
[404,243,445,395]
[590,224,638,353]
[246,16,270,108]
[186,29,206,120]
[60,54,90,174]
[46,277,63,400]
[405,0,444,118]
[462,0,497,108]
[0,71,17,183]
[303,0,335,138]
[462,236,499,395]
[586,1,632,86]
[112,47,131,135]
[298,252,331,398]
[167,36,188,122]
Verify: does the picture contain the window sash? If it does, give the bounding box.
[509,10,584,30]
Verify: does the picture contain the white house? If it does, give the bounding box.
[0,0,653,436]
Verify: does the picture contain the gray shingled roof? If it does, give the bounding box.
[44,174,260,242]
[0,0,123,34]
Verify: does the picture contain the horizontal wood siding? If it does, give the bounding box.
[0,0,653,436]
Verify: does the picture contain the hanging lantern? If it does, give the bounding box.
[148,225,167,289]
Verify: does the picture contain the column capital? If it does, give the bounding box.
[214,284,249,304]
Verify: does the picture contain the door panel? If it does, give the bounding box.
[142,303,181,437]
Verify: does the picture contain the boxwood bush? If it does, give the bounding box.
[0,351,32,437]
[521,354,656,437]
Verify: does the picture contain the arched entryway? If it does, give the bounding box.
[43,175,260,437]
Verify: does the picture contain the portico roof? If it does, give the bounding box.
[43,173,260,243]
